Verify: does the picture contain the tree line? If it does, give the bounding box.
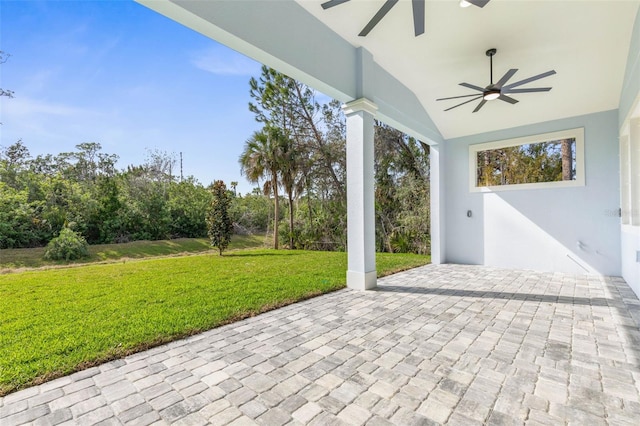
[0,141,211,248]
[0,66,432,254]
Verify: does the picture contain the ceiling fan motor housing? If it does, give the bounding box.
[436,47,556,113]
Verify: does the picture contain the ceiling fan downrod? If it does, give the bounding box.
[487,48,497,85]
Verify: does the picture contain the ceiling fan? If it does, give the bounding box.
[321,0,491,37]
[436,48,556,113]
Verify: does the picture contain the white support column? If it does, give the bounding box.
[430,143,446,264]
[343,98,378,290]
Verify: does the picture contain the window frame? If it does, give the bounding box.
[468,127,585,193]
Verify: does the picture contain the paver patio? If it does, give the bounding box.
[2,264,640,425]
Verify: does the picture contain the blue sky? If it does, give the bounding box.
[0,0,268,194]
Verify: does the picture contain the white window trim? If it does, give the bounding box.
[469,127,585,193]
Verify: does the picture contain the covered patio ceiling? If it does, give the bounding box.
[139,0,639,141]
[298,0,638,139]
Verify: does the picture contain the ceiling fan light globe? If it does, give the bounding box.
[483,91,500,101]
[459,0,472,7]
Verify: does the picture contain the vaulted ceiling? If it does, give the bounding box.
[297,0,639,139]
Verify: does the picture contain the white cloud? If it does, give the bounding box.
[0,96,108,153]
[191,45,261,76]
[2,96,98,118]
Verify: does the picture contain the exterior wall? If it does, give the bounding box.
[620,8,640,294]
[444,110,621,276]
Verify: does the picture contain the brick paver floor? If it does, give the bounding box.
[2,264,640,425]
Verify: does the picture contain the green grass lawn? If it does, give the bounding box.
[0,249,429,395]
[0,234,265,269]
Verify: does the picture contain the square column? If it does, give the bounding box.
[343,98,377,290]
[429,143,445,264]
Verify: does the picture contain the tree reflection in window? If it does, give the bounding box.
[476,138,576,187]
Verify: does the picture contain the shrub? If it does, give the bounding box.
[44,228,90,261]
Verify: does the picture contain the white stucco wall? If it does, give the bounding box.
[444,110,621,276]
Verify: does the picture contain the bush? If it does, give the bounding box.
[44,228,90,261]
[207,180,233,256]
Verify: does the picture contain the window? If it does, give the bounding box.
[469,128,585,192]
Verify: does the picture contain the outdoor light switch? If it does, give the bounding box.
[467,210,472,218]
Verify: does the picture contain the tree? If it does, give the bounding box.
[88,175,124,243]
[122,167,171,241]
[0,140,30,189]
[144,148,176,183]
[229,192,271,233]
[239,126,285,249]
[249,66,295,130]
[374,122,430,253]
[561,139,573,181]
[248,67,350,249]
[168,177,211,238]
[0,182,38,248]
[207,180,233,255]
[0,51,14,99]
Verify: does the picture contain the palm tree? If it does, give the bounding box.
[239,126,283,249]
[561,139,573,181]
[279,134,304,249]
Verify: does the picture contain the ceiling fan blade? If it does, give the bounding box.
[473,99,488,113]
[412,0,425,36]
[321,0,351,9]
[498,94,519,104]
[436,93,484,101]
[503,70,556,90]
[467,0,491,7]
[495,69,518,88]
[459,82,485,92]
[359,0,399,36]
[503,87,552,94]
[444,95,483,111]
